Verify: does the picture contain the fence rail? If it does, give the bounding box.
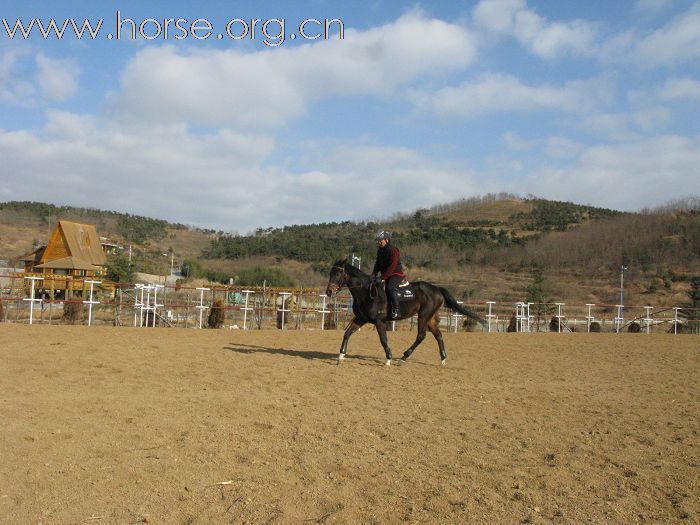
[1,273,698,334]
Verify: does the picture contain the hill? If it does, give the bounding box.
[0,196,698,308]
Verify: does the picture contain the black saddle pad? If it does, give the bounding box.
[396,280,416,301]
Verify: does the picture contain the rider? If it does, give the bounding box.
[371,230,404,320]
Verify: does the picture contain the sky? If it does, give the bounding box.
[0,0,699,233]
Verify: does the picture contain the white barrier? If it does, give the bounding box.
[83,280,101,327]
[486,301,496,333]
[23,276,43,325]
[615,304,624,333]
[317,294,329,330]
[196,287,210,329]
[585,304,595,333]
[241,290,255,330]
[555,303,565,333]
[278,292,292,330]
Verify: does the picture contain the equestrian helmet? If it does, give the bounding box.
[375,230,391,241]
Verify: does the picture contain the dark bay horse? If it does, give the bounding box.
[325,259,486,366]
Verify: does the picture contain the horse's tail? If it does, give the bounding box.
[438,287,488,327]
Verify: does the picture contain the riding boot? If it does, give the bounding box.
[390,291,401,319]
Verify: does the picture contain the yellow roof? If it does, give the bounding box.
[55,220,106,266]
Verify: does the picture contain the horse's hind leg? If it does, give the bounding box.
[338,318,364,364]
[426,314,447,365]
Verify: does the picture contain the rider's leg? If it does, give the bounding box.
[386,276,401,319]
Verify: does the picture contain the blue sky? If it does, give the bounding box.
[0,0,698,232]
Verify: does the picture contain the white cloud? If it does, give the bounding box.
[525,135,700,210]
[605,4,700,67]
[634,4,700,66]
[113,10,476,129]
[658,77,700,100]
[472,0,596,58]
[0,109,485,231]
[0,49,36,105]
[35,54,79,101]
[0,50,79,105]
[418,74,610,118]
[579,107,672,141]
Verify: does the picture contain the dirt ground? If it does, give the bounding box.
[0,325,697,525]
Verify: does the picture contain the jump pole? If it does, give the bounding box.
[615,304,624,333]
[196,287,210,329]
[555,303,565,333]
[318,294,329,330]
[23,276,43,325]
[486,301,496,333]
[644,306,653,334]
[451,301,464,333]
[83,280,101,326]
[278,292,292,330]
[241,290,254,330]
[133,284,144,327]
[515,302,527,332]
[585,304,595,333]
[673,307,680,335]
[152,284,164,327]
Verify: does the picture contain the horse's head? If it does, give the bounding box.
[326,259,349,297]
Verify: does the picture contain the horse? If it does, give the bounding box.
[325,259,486,366]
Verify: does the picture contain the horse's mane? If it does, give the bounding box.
[333,258,370,282]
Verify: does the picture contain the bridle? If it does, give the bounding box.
[327,265,349,294]
[328,264,378,296]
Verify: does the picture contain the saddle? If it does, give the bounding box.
[395,278,416,302]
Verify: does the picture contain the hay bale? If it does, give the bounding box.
[324,315,337,330]
[549,316,560,332]
[628,322,641,333]
[208,300,225,329]
[462,317,478,332]
[589,321,601,332]
[62,301,84,324]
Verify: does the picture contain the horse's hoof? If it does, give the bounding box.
[398,358,407,365]
[385,359,392,366]
[337,354,345,365]
[441,358,447,366]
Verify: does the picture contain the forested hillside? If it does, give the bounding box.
[1,196,698,306]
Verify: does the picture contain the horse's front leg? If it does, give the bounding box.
[338,318,365,364]
[375,321,393,366]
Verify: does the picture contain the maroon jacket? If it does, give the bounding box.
[373,243,405,280]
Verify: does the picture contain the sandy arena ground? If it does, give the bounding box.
[0,324,698,524]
